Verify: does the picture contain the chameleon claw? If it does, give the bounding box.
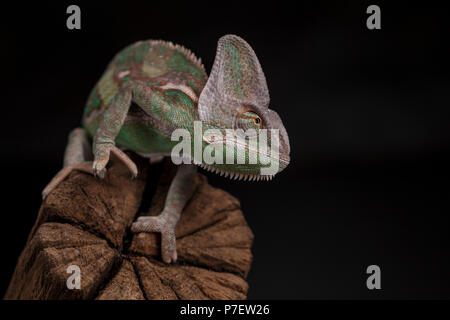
[95,167,107,179]
[160,226,177,264]
[92,160,108,179]
[110,146,138,178]
[92,146,137,179]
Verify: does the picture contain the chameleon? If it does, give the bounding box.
[42,35,290,263]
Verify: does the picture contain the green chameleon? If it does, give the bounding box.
[43,35,290,263]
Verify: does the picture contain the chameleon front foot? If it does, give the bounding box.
[131,215,178,264]
[42,161,102,199]
[93,144,138,179]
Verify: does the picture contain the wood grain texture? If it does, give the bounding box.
[4,155,253,300]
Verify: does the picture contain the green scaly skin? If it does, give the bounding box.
[83,40,207,155]
[43,35,291,264]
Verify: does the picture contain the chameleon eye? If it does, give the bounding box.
[236,111,263,132]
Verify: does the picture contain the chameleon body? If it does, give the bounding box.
[43,35,290,263]
[82,40,207,156]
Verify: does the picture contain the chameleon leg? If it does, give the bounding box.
[42,128,95,199]
[92,85,135,176]
[131,164,197,263]
[92,80,172,177]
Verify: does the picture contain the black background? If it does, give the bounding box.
[1,0,449,299]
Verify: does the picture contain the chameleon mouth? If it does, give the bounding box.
[196,163,274,181]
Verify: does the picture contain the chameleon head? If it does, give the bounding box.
[196,35,290,181]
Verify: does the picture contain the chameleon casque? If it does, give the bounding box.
[42,35,290,263]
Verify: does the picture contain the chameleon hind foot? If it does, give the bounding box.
[43,146,137,200]
[131,215,178,264]
[42,127,101,200]
[130,165,197,264]
[42,161,101,199]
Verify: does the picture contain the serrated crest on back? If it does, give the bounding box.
[148,39,206,72]
[198,35,270,126]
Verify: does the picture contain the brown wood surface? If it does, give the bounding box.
[4,154,254,300]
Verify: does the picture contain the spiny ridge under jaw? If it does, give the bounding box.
[197,163,274,181]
